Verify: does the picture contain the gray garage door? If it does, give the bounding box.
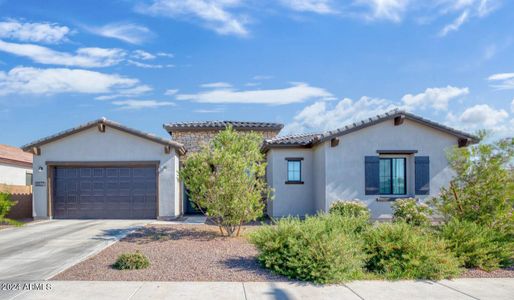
[53,166,157,219]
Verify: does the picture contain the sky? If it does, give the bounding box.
[0,0,513,147]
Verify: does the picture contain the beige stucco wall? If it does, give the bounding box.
[266,148,315,217]
[0,163,31,186]
[267,118,459,218]
[31,126,180,220]
[324,119,458,218]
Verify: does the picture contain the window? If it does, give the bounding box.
[25,172,33,186]
[379,158,406,195]
[286,159,302,183]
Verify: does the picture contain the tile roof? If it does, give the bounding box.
[263,109,479,150]
[0,144,32,165]
[164,120,284,132]
[22,118,186,155]
[263,132,322,147]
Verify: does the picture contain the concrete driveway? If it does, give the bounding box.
[0,220,149,281]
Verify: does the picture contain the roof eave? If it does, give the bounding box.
[22,119,186,155]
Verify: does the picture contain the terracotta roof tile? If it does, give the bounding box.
[0,144,32,164]
[164,121,284,132]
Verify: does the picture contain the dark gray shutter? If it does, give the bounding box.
[415,156,430,195]
[365,156,380,195]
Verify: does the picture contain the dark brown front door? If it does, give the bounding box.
[53,166,157,219]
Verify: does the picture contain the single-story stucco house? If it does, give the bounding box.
[21,109,478,220]
[0,144,32,186]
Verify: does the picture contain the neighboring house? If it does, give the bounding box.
[21,110,477,220]
[0,144,32,186]
[262,110,478,219]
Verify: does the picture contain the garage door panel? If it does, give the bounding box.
[53,166,157,219]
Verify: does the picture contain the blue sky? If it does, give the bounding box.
[0,0,513,147]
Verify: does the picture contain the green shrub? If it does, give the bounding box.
[249,214,368,283]
[431,137,513,231]
[0,193,22,226]
[392,198,432,227]
[113,251,150,270]
[440,219,514,271]
[364,222,460,280]
[329,200,370,219]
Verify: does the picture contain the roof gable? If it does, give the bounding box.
[22,118,185,155]
[263,109,479,150]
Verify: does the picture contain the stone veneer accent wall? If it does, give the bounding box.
[172,130,280,155]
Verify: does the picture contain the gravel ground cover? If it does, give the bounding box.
[52,223,514,281]
[52,224,287,282]
[461,266,514,278]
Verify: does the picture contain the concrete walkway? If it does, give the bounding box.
[1,278,512,300]
[0,220,148,281]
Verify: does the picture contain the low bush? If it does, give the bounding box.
[440,219,514,271]
[249,213,368,283]
[392,198,432,227]
[0,193,22,226]
[364,222,460,280]
[113,251,150,270]
[329,200,370,220]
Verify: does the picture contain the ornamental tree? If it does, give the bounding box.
[431,132,513,230]
[179,126,270,236]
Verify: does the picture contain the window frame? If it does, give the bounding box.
[285,158,303,184]
[379,157,407,195]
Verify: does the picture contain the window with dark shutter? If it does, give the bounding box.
[365,156,380,195]
[415,156,430,195]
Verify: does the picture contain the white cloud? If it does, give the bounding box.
[126,59,174,68]
[94,85,153,100]
[164,89,179,96]
[132,50,156,60]
[279,0,337,14]
[457,104,508,127]
[488,73,514,81]
[438,0,500,36]
[283,96,398,133]
[0,20,70,44]
[200,82,232,88]
[511,98,514,113]
[0,40,125,67]
[194,108,224,113]
[176,82,334,105]
[0,66,145,96]
[488,72,514,90]
[136,0,248,37]
[439,10,469,36]
[401,85,469,111]
[355,0,409,22]
[112,99,175,110]
[156,52,174,58]
[87,23,153,44]
[446,104,512,137]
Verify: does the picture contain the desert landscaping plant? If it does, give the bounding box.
[364,222,461,280]
[440,219,513,271]
[329,200,371,220]
[0,192,22,226]
[250,213,369,283]
[179,126,270,237]
[113,251,150,270]
[392,198,432,227]
[431,135,513,231]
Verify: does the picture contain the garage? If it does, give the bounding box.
[22,118,185,220]
[53,166,157,219]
